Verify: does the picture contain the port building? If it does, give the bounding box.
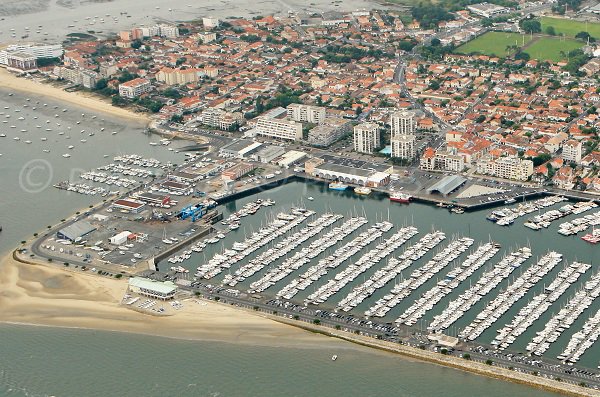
[56,220,97,242]
[427,175,467,196]
[128,277,177,300]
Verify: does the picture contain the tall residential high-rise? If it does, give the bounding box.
[390,110,416,160]
[353,123,380,154]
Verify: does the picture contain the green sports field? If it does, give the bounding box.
[523,37,584,62]
[540,17,600,39]
[455,32,534,57]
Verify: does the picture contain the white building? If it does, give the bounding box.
[353,123,380,154]
[140,26,161,37]
[476,156,533,181]
[119,78,152,98]
[562,140,582,164]
[0,43,63,65]
[390,110,416,160]
[203,17,220,29]
[467,2,509,18]
[158,24,180,38]
[128,277,177,300]
[255,117,303,141]
[201,108,243,131]
[53,66,98,89]
[286,104,326,124]
[307,118,352,147]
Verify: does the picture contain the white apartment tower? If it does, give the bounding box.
[562,140,582,164]
[390,110,416,160]
[286,104,326,124]
[353,123,380,154]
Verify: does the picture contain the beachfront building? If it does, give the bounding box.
[201,108,243,131]
[6,52,37,72]
[353,122,380,154]
[476,156,534,181]
[562,140,583,164]
[390,110,416,160]
[0,43,63,66]
[119,78,152,99]
[158,24,180,38]
[128,277,177,300]
[255,117,303,141]
[203,17,220,29]
[53,66,98,89]
[286,104,326,124]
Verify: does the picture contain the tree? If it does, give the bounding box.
[485,359,493,365]
[462,353,471,360]
[95,78,108,90]
[170,114,183,123]
[545,26,556,36]
[131,39,142,49]
[520,19,541,34]
[112,96,126,106]
[575,31,595,43]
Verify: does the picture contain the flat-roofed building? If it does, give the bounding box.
[467,2,509,17]
[201,108,243,131]
[128,277,177,300]
[287,104,326,124]
[311,162,391,187]
[353,122,380,154]
[277,150,307,167]
[203,17,220,29]
[6,52,37,72]
[562,140,582,164]
[476,156,533,181]
[220,139,263,158]
[222,162,256,181]
[255,117,303,141]
[308,118,352,147]
[161,180,191,194]
[136,192,171,205]
[390,110,416,160]
[253,145,286,163]
[119,78,152,98]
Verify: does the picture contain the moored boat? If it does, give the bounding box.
[328,182,348,191]
[390,192,411,203]
[354,186,372,195]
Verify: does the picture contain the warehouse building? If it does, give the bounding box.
[56,220,96,242]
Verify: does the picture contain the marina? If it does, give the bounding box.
[397,242,501,326]
[492,261,590,350]
[427,247,533,333]
[458,252,564,342]
[486,195,568,226]
[526,271,600,357]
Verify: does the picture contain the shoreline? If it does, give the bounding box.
[0,68,150,125]
[0,251,595,397]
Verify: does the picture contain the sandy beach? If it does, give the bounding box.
[0,253,344,349]
[0,68,150,124]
